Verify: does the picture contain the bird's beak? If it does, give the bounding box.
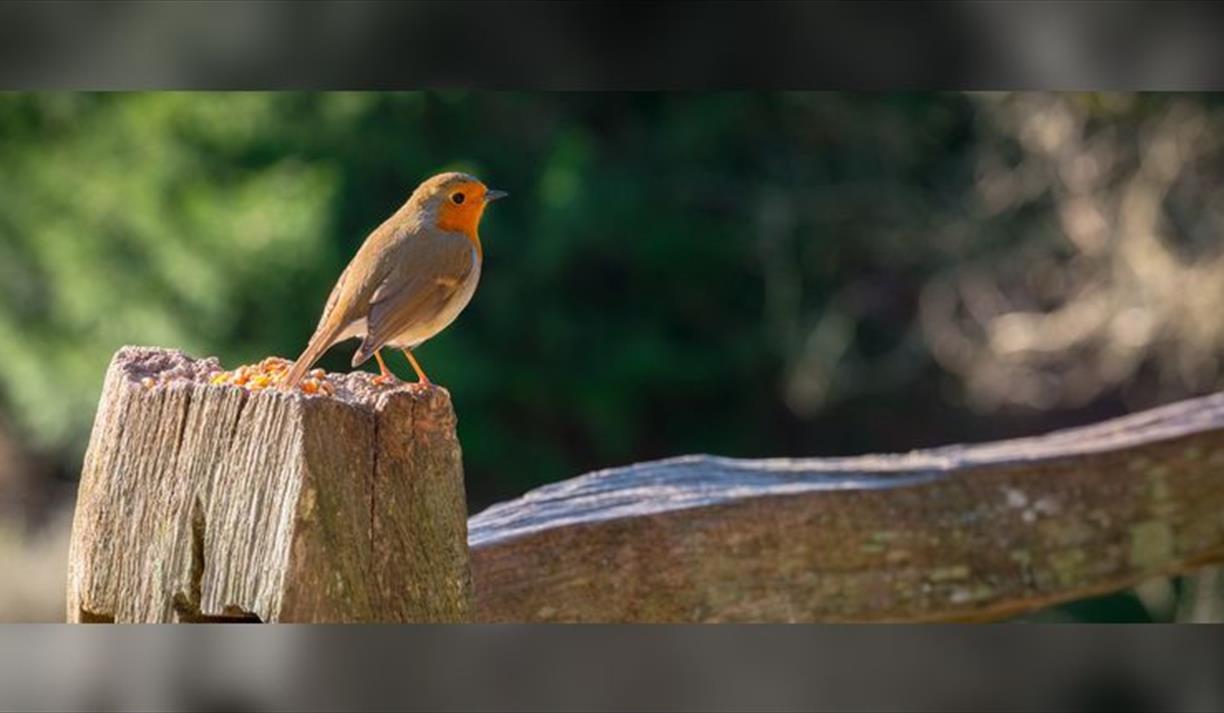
[485,189,508,202]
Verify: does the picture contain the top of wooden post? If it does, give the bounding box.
[110,345,440,409]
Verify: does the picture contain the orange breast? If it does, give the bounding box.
[436,201,486,260]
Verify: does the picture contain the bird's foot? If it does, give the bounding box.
[371,350,400,386]
[371,373,399,386]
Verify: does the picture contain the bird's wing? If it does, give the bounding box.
[282,216,408,387]
[310,262,353,338]
[354,230,476,363]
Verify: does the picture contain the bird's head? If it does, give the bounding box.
[412,171,507,237]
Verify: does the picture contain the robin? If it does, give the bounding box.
[281,171,506,389]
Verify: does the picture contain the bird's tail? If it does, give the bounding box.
[280,333,334,390]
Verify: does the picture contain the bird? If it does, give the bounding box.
[281,171,506,390]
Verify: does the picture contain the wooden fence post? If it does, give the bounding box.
[66,346,472,623]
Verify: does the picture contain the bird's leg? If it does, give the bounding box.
[372,350,397,385]
[402,349,431,385]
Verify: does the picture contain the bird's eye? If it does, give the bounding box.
[451,192,465,205]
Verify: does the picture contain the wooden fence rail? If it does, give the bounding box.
[68,347,1224,622]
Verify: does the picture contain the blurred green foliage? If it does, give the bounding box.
[0,92,986,507]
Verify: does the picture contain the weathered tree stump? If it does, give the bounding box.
[67,346,471,623]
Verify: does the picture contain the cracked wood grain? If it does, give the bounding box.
[66,346,471,623]
[468,392,1224,622]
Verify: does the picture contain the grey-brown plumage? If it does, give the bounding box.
[282,172,503,389]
